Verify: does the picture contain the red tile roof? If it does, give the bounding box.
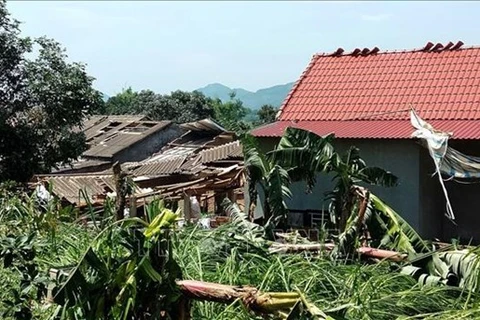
[252,120,480,140]
[252,42,480,139]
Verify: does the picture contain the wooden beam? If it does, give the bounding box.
[183,193,191,222]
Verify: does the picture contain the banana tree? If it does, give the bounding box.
[242,134,292,236]
[268,127,430,257]
[269,127,335,192]
[51,200,184,319]
[270,128,398,231]
[51,198,331,319]
[325,146,398,233]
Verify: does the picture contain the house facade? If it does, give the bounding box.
[252,41,480,242]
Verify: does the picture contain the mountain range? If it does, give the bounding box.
[196,82,294,109]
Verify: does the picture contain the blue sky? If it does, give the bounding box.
[7,1,480,95]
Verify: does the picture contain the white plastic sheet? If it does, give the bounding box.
[410,109,455,220]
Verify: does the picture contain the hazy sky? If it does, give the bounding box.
[7,1,480,95]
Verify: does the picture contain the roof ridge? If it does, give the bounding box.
[314,41,480,57]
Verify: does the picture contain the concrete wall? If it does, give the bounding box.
[259,137,423,232]
[114,125,185,163]
[440,140,480,243]
[418,147,443,240]
[256,136,480,242]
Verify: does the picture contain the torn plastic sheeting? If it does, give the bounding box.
[410,109,455,221]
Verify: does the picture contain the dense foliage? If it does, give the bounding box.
[103,87,278,132]
[0,1,103,181]
[256,104,278,125]
[1,126,480,318]
[104,87,215,124]
[174,224,480,320]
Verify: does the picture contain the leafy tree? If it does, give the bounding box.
[212,92,249,131]
[144,90,214,123]
[104,87,138,115]
[242,134,292,238]
[257,104,278,125]
[103,88,215,123]
[0,1,103,182]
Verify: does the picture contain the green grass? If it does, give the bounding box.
[173,225,480,319]
[1,190,480,319]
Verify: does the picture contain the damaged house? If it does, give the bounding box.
[54,115,184,174]
[34,118,243,220]
[251,41,480,242]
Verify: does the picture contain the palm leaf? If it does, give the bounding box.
[222,198,265,239]
[264,164,292,231]
[440,249,480,291]
[269,128,335,190]
[358,167,398,187]
[369,193,431,256]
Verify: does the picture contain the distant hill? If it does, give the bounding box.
[196,82,294,109]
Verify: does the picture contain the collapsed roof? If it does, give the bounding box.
[34,118,244,207]
[82,115,173,159]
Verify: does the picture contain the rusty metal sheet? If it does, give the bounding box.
[199,140,243,163]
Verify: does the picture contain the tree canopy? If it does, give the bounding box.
[256,104,278,125]
[0,0,103,181]
[103,87,138,115]
[103,88,215,123]
[103,88,258,132]
[211,92,249,131]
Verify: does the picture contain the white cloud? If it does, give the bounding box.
[360,13,392,22]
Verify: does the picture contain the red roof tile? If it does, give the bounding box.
[252,42,480,139]
[277,43,480,123]
[252,120,480,140]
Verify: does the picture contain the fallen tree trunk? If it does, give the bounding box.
[269,242,407,262]
[176,280,299,313]
[357,247,407,262]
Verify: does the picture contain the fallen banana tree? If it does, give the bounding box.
[49,269,331,319]
[222,191,480,296]
[176,279,333,319]
[48,200,330,320]
[268,242,407,262]
[223,187,423,263]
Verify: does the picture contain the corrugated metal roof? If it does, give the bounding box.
[199,140,243,163]
[131,156,187,176]
[84,120,172,159]
[124,135,244,177]
[277,43,480,123]
[52,159,111,173]
[180,118,226,132]
[251,120,480,140]
[43,175,116,204]
[82,115,146,140]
